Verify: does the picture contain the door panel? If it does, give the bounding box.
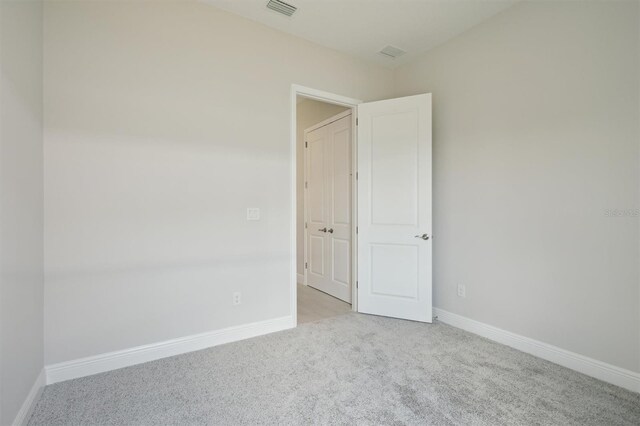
[327,115,352,302]
[332,126,351,226]
[371,110,419,226]
[357,94,432,322]
[308,129,326,224]
[305,112,352,303]
[332,238,350,285]
[309,235,324,276]
[370,244,419,299]
[306,125,329,290]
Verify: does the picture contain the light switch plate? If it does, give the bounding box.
[457,284,466,298]
[247,208,260,221]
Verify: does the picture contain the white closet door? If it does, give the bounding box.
[306,123,330,294]
[305,113,352,303]
[357,94,432,322]
[327,115,352,302]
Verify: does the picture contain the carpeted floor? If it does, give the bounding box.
[30,313,639,425]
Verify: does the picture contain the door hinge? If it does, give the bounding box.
[356,280,359,288]
[305,141,308,148]
[305,262,308,269]
[305,222,307,229]
[356,226,358,234]
[356,118,358,126]
[356,171,358,180]
[305,181,308,189]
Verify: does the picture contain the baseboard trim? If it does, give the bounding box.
[434,308,640,393]
[46,315,295,385]
[297,273,304,284]
[12,369,45,426]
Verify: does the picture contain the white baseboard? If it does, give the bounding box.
[434,308,640,394]
[12,369,45,426]
[297,273,304,284]
[46,315,294,385]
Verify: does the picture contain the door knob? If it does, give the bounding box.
[318,227,327,233]
[328,228,334,233]
[414,233,430,240]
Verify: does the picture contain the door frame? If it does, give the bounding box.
[303,109,353,301]
[290,84,361,325]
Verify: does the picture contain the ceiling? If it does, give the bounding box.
[202,0,517,68]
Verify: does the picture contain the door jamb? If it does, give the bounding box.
[290,84,362,326]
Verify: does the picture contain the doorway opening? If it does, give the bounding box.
[290,86,361,325]
[290,86,433,328]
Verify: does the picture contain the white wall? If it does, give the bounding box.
[395,1,640,373]
[0,0,44,423]
[43,0,640,378]
[43,1,394,364]
[296,99,348,278]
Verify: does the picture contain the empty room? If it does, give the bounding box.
[1,0,639,425]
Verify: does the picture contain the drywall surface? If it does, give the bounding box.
[395,1,640,372]
[43,1,394,364]
[296,99,349,279]
[0,0,44,423]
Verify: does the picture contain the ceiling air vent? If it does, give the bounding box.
[379,45,406,59]
[266,0,297,17]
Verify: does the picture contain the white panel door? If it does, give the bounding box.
[305,113,352,303]
[357,94,432,322]
[306,124,328,293]
[327,115,352,302]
